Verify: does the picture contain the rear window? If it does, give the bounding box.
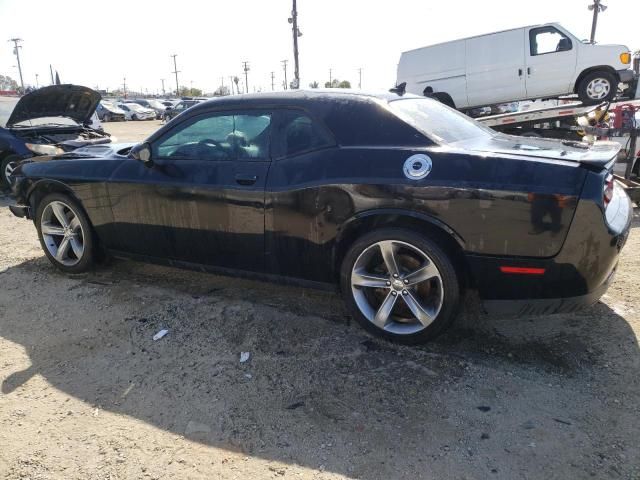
[388,98,496,145]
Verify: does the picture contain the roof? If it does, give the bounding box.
[400,22,561,55]
[187,89,411,114]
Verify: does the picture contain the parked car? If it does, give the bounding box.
[397,22,637,110]
[163,99,205,121]
[130,98,167,119]
[7,90,631,344]
[117,102,155,121]
[0,84,111,189]
[96,101,126,122]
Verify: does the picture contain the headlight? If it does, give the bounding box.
[620,52,631,64]
[25,143,65,156]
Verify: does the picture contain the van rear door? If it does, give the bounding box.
[465,28,526,107]
[525,25,578,98]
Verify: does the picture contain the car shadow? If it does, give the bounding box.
[1,249,639,479]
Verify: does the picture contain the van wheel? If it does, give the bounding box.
[431,92,456,109]
[340,228,460,344]
[578,71,618,104]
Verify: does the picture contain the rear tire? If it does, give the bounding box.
[577,71,618,105]
[35,193,95,273]
[132,114,138,121]
[340,228,460,344]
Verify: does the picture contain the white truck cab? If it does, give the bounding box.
[397,23,636,109]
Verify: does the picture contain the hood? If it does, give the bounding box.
[463,134,621,168]
[102,103,125,114]
[7,84,101,127]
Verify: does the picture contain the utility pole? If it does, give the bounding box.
[288,0,301,89]
[242,61,250,94]
[35,73,39,88]
[271,71,275,91]
[329,68,332,88]
[49,64,54,85]
[170,54,180,97]
[160,78,165,96]
[358,68,362,89]
[9,38,25,91]
[588,0,607,43]
[123,77,127,99]
[281,59,288,89]
[229,76,235,95]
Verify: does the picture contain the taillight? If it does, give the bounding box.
[603,173,614,207]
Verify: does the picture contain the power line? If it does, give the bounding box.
[9,38,25,91]
[170,54,180,97]
[242,61,250,94]
[282,59,288,90]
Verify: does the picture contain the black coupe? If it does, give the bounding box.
[7,90,632,343]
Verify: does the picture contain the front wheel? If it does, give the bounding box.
[340,228,460,344]
[131,114,138,121]
[1,154,20,190]
[578,71,618,105]
[35,193,95,273]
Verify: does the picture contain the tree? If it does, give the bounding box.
[179,86,203,97]
[0,75,19,91]
[214,85,230,96]
[309,81,319,88]
[324,78,351,89]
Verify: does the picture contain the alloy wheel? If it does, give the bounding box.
[586,78,611,100]
[4,160,17,184]
[350,240,444,335]
[40,201,85,266]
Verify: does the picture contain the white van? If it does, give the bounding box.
[397,23,636,109]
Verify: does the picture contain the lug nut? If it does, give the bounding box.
[386,281,391,286]
[391,291,397,296]
[404,279,409,284]
[402,290,408,295]
[393,273,399,278]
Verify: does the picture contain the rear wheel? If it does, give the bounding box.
[341,228,460,344]
[578,71,618,104]
[132,114,138,121]
[1,154,20,190]
[35,193,94,273]
[103,113,111,122]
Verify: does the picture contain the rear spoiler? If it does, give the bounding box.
[569,141,621,169]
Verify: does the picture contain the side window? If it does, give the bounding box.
[529,27,572,56]
[154,114,235,161]
[275,110,334,158]
[152,112,271,161]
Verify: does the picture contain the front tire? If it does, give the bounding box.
[35,193,95,273]
[1,154,20,190]
[578,71,618,105]
[340,228,460,344]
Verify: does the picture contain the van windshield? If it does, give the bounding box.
[388,98,496,145]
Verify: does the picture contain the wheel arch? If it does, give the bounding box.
[573,65,618,93]
[333,209,470,287]
[27,179,86,218]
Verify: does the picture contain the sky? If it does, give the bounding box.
[0,0,638,95]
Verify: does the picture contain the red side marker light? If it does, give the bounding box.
[500,266,546,275]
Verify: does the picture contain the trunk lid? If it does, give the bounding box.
[464,134,621,168]
[7,84,101,127]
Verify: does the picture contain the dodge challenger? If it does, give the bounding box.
[7,90,632,343]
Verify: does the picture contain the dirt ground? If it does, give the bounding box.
[1,122,639,479]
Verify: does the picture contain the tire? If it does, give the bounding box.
[132,114,138,121]
[431,92,456,109]
[577,70,618,105]
[1,154,20,190]
[35,193,95,273]
[104,113,111,122]
[340,228,460,344]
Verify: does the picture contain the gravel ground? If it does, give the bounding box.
[0,123,639,479]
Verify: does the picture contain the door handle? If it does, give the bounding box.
[518,68,523,77]
[527,67,531,75]
[235,174,258,186]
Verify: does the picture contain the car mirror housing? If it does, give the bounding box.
[129,142,153,166]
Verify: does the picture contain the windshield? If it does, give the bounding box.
[388,98,496,145]
[147,100,165,109]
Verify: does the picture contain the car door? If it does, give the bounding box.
[107,109,272,272]
[465,28,527,107]
[525,25,578,98]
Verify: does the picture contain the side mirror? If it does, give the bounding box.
[130,142,153,166]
